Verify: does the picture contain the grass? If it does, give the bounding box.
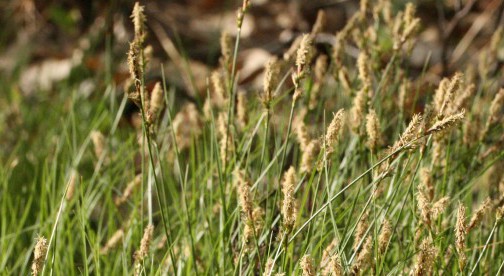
[1,0,504,275]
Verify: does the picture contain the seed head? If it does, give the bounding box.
[143,45,153,67]
[126,62,142,105]
[455,203,467,271]
[490,26,503,55]
[497,206,504,221]
[332,33,346,70]
[419,167,434,201]
[235,169,253,219]
[217,112,233,166]
[127,42,142,103]
[463,115,480,146]
[281,167,297,232]
[441,73,464,115]
[220,31,233,69]
[296,120,310,152]
[431,196,450,220]
[172,103,203,151]
[359,0,369,16]
[65,169,78,201]
[211,71,227,107]
[150,82,164,115]
[321,238,339,268]
[237,91,248,129]
[293,34,314,101]
[300,255,315,276]
[252,207,265,234]
[90,130,105,159]
[413,238,437,276]
[262,57,281,109]
[325,254,343,276]
[301,140,320,173]
[284,36,303,61]
[314,55,328,82]
[365,109,381,152]
[467,197,491,232]
[311,9,326,35]
[378,219,392,254]
[351,236,373,274]
[392,113,423,151]
[450,83,475,114]
[488,88,504,126]
[353,211,369,251]
[393,3,420,51]
[32,236,47,276]
[296,34,314,74]
[115,174,143,206]
[131,2,146,43]
[426,110,465,135]
[135,224,154,262]
[417,189,431,226]
[325,109,345,154]
[357,52,372,87]
[264,258,275,276]
[350,86,368,133]
[434,78,450,114]
[398,79,411,111]
[100,229,125,255]
[337,67,351,92]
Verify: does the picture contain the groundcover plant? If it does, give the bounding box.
[1,0,504,275]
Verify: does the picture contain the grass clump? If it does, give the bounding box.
[1,0,504,275]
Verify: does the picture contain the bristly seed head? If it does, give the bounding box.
[262,57,281,109]
[301,140,320,173]
[220,31,233,70]
[131,2,146,43]
[431,196,450,221]
[467,197,491,232]
[149,82,164,115]
[392,113,423,151]
[296,34,314,74]
[281,167,297,232]
[326,254,343,276]
[137,224,154,260]
[357,52,372,87]
[236,91,248,129]
[426,110,465,135]
[296,118,310,152]
[300,255,315,276]
[32,236,48,276]
[264,258,275,276]
[235,169,253,219]
[90,130,106,159]
[378,219,392,254]
[325,109,345,155]
[127,42,142,82]
[353,211,369,251]
[413,237,437,276]
[351,236,373,274]
[488,88,504,126]
[455,203,467,271]
[211,71,227,107]
[417,189,431,226]
[293,34,314,101]
[365,109,381,152]
[350,86,368,133]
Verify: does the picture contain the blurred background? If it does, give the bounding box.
[0,0,503,159]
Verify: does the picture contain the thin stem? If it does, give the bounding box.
[469,220,499,275]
